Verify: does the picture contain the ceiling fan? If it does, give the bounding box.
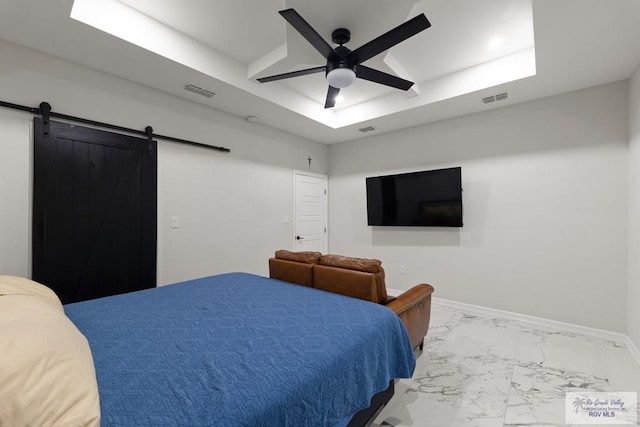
[257,8,431,108]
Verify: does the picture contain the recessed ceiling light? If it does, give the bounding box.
[488,37,504,50]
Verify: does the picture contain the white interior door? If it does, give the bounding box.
[294,171,328,253]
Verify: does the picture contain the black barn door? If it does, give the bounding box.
[33,118,157,304]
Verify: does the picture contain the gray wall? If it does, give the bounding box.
[328,81,629,333]
[0,39,328,285]
[1,37,637,343]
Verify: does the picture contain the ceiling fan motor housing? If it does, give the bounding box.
[327,45,356,73]
[331,28,351,45]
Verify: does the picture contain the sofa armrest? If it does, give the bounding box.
[385,284,434,350]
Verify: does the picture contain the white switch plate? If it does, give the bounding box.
[171,216,180,228]
[281,216,289,224]
[400,265,406,275]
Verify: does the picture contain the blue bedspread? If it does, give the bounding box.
[65,272,415,426]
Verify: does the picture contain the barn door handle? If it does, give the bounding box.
[296,236,304,240]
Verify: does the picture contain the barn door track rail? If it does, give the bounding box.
[0,100,230,153]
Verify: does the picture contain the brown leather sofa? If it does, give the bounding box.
[269,250,434,350]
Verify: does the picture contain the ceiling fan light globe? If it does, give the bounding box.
[326,68,356,88]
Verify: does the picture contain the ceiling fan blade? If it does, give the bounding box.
[325,86,340,108]
[356,65,414,90]
[279,9,335,60]
[348,14,431,64]
[257,66,326,83]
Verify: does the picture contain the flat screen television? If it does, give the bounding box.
[366,167,463,227]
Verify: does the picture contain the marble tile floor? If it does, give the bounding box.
[373,303,640,427]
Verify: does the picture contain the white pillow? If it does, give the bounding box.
[0,275,63,312]
[0,278,100,427]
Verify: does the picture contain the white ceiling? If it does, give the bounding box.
[0,0,639,144]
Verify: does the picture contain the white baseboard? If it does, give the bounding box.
[626,336,640,367]
[436,297,640,368]
[386,289,640,366]
[431,297,628,344]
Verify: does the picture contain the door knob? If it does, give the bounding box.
[296,236,304,240]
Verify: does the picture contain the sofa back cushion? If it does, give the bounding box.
[313,265,379,302]
[268,251,390,304]
[274,250,322,264]
[314,255,389,304]
[269,258,315,287]
[269,250,322,287]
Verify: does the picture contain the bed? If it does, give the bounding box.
[1,272,415,426]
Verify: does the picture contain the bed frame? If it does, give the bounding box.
[348,381,395,426]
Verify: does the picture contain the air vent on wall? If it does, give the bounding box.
[199,90,215,98]
[184,83,216,98]
[482,92,508,104]
[358,126,377,133]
